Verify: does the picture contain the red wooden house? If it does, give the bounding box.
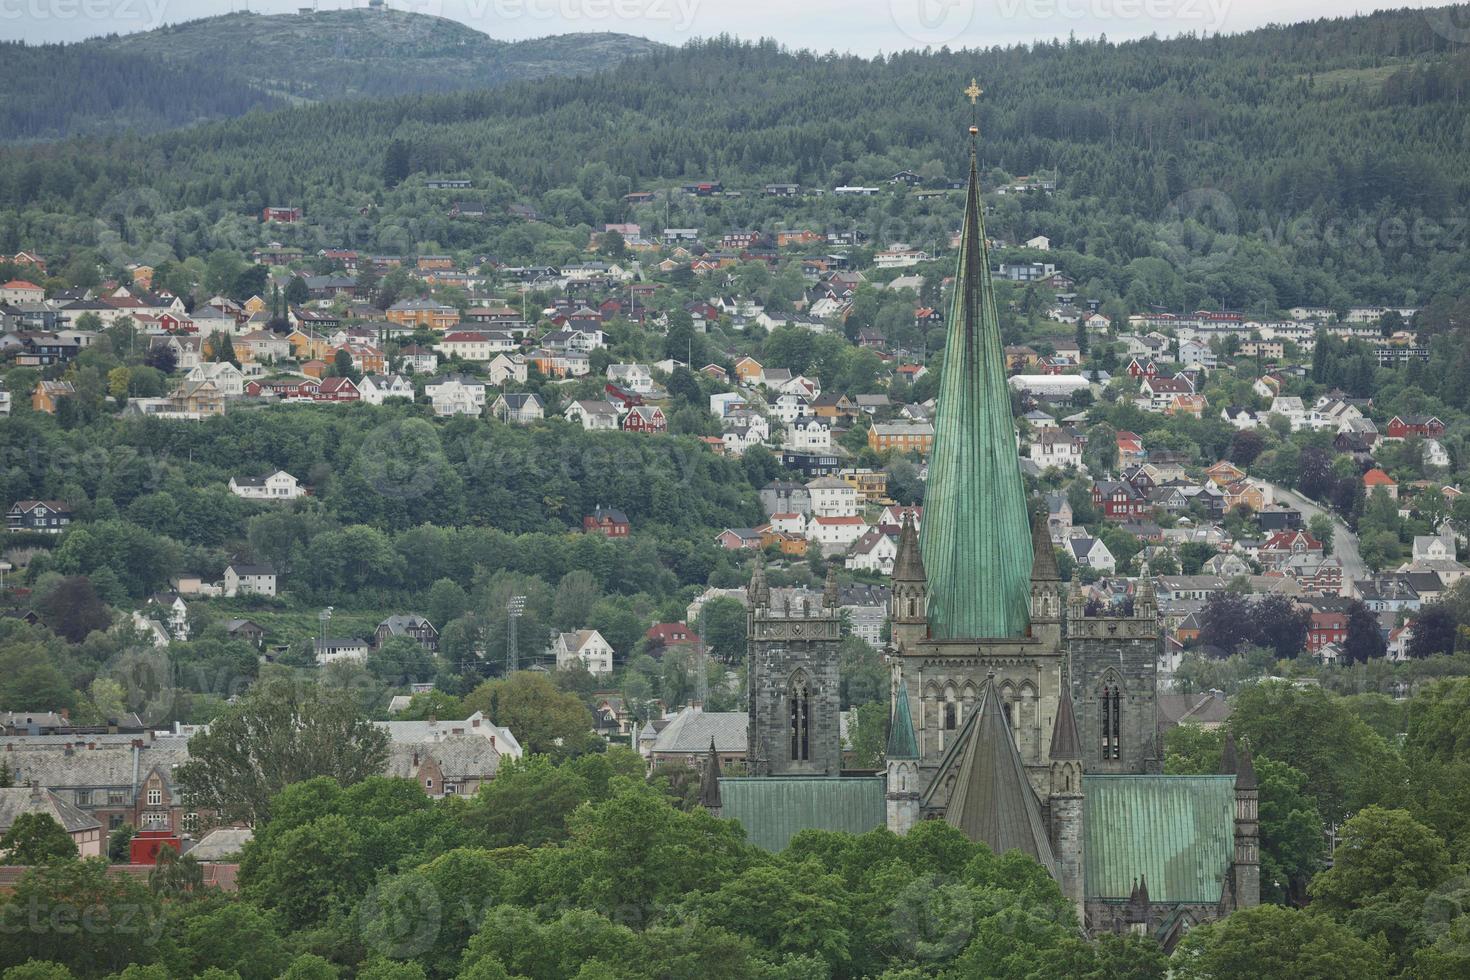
[1091,480,1152,521]
[584,506,630,537]
[1386,415,1445,440]
[623,405,667,434]
[315,377,361,402]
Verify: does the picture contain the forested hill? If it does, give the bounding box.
[0,9,661,141]
[1,5,1468,310]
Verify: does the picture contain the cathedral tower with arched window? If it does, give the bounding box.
[746,561,844,776]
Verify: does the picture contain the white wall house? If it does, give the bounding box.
[552,629,615,675]
[565,400,619,430]
[229,470,303,501]
[186,361,244,397]
[360,374,414,405]
[785,416,831,452]
[223,563,276,598]
[806,477,859,517]
[425,377,487,417]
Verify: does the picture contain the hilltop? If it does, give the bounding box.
[0,8,662,141]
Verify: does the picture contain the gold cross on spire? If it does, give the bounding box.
[964,78,983,137]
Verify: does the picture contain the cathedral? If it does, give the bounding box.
[714,90,1259,949]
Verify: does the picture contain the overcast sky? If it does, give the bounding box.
[1,0,1461,54]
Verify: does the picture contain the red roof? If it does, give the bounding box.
[1363,468,1396,486]
[3,280,41,290]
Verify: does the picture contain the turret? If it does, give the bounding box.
[1047,674,1085,918]
[698,737,722,817]
[1029,506,1064,644]
[890,512,928,650]
[884,671,921,835]
[1226,733,1260,909]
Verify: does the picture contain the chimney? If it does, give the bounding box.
[412,750,420,767]
[131,739,144,749]
[471,717,480,728]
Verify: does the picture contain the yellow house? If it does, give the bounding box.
[32,380,76,414]
[288,329,331,360]
[243,295,268,315]
[734,356,763,384]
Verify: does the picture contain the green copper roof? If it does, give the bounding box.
[1083,775,1237,903]
[719,776,886,851]
[919,147,1032,639]
[886,682,920,760]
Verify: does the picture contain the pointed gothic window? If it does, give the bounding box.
[1111,687,1122,760]
[789,676,810,761]
[943,700,957,730]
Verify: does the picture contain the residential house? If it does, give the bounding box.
[565,399,620,431]
[806,476,859,517]
[1363,468,1398,500]
[786,416,831,452]
[31,380,75,413]
[386,299,460,332]
[1092,480,1152,521]
[491,393,544,424]
[868,421,935,455]
[223,563,277,598]
[1386,415,1446,440]
[315,637,372,664]
[360,374,415,405]
[229,470,303,501]
[486,353,528,385]
[1029,427,1085,470]
[375,615,440,653]
[552,629,615,675]
[846,527,899,574]
[185,362,245,397]
[315,377,360,402]
[807,514,869,553]
[398,345,439,375]
[715,528,764,550]
[425,376,486,417]
[7,500,73,533]
[583,506,630,537]
[761,481,810,517]
[1066,536,1117,574]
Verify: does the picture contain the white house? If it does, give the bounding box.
[1066,535,1117,574]
[229,470,303,501]
[806,476,859,517]
[785,416,831,452]
[565,399,620,430]
[1028,428,1085,471]
[1268,396,1307,431]
[491,393,544,424]
[315,637,372,665]
[223,562,276,598]
[721,413,770,455]
[807,515,869,553]
[398,345,439,375]
[1177,339,1217,368]
[846,527,898,574]
[359,374,414,405]
[1424,439,1451,469]
[425,377,486,417]
[486,353,528,386]
[606,363,653,394]
[186,361,245,397]
[552,629,614,675]
[770,393,811,424]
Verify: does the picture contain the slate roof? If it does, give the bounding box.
[1083,774,1236,902]
[648,708,747,754]
[718,776,885,851]
[188,828,253,861]
[385,735,503,781]
[0,785,101,835]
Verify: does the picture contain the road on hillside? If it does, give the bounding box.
[1265,482,1367,585]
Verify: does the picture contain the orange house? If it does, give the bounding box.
[302,359,328,379]
[734,356,763,384]
[288,330,332,361]
[386,300,460,332]
[32,380,76,413]
[868,421,934,455]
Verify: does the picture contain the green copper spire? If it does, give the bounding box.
[886,680,919,761]
[919,109,1033,640]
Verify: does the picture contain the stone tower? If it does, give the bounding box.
[889,512,928,651]
[1066,575,1161,775]
[747,562,844,776]
[1223,732,1261,909]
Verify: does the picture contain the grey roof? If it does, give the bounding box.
[385,735,503,781]
[378,614,434,634]
[188,828,253,860]
[0,785,101,835]
[1048,685,1082,760]
[2,737,190,792]
[649,708,748,754]
[930,679,1057,875]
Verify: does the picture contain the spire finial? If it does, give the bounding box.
[964,78,983,138]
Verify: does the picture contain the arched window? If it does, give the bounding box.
[789,675,810,761]
[1002,700,1013,729]
[944,701,957,730]
[907,596,917,618]
[1100,685,1122,760]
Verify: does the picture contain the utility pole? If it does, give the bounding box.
[317,606,333,661]
[506,595,527,674]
